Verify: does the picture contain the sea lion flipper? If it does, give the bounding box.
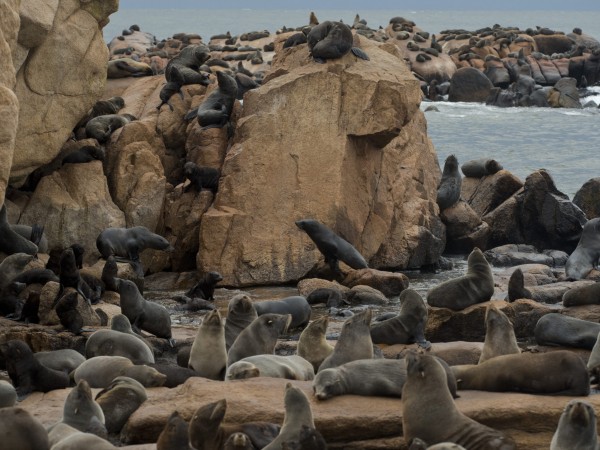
[29,224,44,247]
[184,107,199,121]
[351,47,369,60]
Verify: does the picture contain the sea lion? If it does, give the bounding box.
[0,407,50,450]
[436,154,462,211]
[183,162,221,193]
[535,313,600,349]
[189,399,280,450]
[478,304,520,363]
[61,379,106,435]
[263,383,316,450]
[460,158,504,178]
[96,226,172,273]
[565,218,600,280]
[107,58,153,78]
[452,350,589,395]
[507,268,535,302]
[402,352,516,449]
[224,432,254,450]
[77,96,125,129]
[157,411,191,450]
[0,252,35,291]
[55,292,87,334]
[426,248,494,310]
[85,113,136,143]
[587,330,600,383]
[306,287,346,307]
[118,279,174,344]
[235,72,259,99]
[318,309,373,372]
[188,309,227,380]
[195,71,238,129]
[186,271,223,300]
[95,376,147,434]
[101,255,119,292]
[73,355,167,388]
[0,280,26,316]
[307,21,369,62]
[227,313,291,366]
[550,399,600,450]
[226,355,315,381]
[297,316,334,372]
[370,289,430,347]
[295,219,368,276]
[33,349,86,374]
[50,431,117,450]
[53,247,93,305]
[281,425,327,450]
[0,379,17,407]
[563,281,600,306]
[1,339,70,396]
[254,296,312,329]
[148,363,199,388]
[62,145,105,165]
[224,294,258,350]
[85,327,155,365]
[165,44,210,82]
[10,223,48,253]
[0,205,38,256]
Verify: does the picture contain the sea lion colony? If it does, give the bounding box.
[2,10,600,450]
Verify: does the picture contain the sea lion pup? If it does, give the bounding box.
[0,379,17,407]
[195,70,238,129]
[307,21,369,62]
[306,287,346,307]
[183,161,221,194]
[85,321,155,365]
[226,355,315,381]
[95,376,147,434]
[188,309,227,380]
[534,313,600,349]
[62,145,105,165]
[0,204,38,256]
[566,217,600,281]
[478,304,520,363]
[563,281,600,306]
[426,248,494,311]
[186,271,223,300]
[295,218,368,276]
[460,158,504,178]
[550,399,600,450]
[32,349,85,375]
[118,279,174,345]
[452,350,590,396]
[85,113,136,143]
[254,296,312,329]
[402,352,516,450]
[0,407,50,450]
[157,411,191,450]
[60,379,106,435]
[189,399,280,450]
[318,309,373,372]
[298,316,334,372]
[436,154,462,211]
[107,57,153,78]
[227,313,291,366]
[1,339,70,396]
[73,355,166,389]
[370,289,430,347]
[225,293,258,350]
[263,383,316,450]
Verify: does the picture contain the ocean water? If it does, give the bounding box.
[104,8,600,198]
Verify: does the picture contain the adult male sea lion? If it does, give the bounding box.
[297,316,334,372]
[402,352,516,449]
[550,399,600,450]
[436,154,462,211]
[535,313,600,349]
[452,350,589,395]
[73,355,166,388]
[566,217,600,280]
[370,289,429,347]
[426,248,494,310]
[318,309,373,372]
[460,158,504,178]
[85,113,136,143]
[307,21,369,62]
[188,309,227,380]
[254,296,312,329]
[95,376,147,434]
[295,218,368,276]
[0,205,38,256]
[478,304,520,363]
[225,294,258,350]
[226,355,315,381]
[0,407,50,450]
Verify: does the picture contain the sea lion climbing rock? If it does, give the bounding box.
[307,21,369,62]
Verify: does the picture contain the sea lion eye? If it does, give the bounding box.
[267,320,273,325]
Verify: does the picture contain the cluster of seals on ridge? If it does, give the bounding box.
[183,161,220,194]
[295,218,368,278]
[254,296,312,329]
[402,352,516,450]
[478,304,520,363]
[460,158,504,178]
[85,113,137,143]
[185,70,238,129]
[307,20,369,63]
[565,217,600,280]
[550,399,600,450]
[436,154,462,211]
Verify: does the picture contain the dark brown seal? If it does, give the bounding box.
[436,154,462,210]
[550,399,599,450]
[460,158,503,178]
[95,376,147,434]
[157,411,191,450]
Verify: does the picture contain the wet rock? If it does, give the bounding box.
[547,77,582,108]
[573,177,600,219]
[448,67,494,102]
[342,268,408,298]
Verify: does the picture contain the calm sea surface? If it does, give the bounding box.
[104,9,600,197]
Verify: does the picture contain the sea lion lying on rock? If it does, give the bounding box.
[85,113,136,143]
[307,21,369,62]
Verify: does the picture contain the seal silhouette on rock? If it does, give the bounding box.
[426,248,494,311]
[226,355,315,381]
[194,71,238,129]
[295,219,368,276]
[565,218,600,280]
[254,296,312,329]
[460,158,503,178]
[188,309,227,380]
[307,21,369,62]
[297,316,334,372]
[402,352,516,449]
[224,294,258,350]
[85,113,136,143]
[478,304,520,363]
[550,399,599,450]
[436,154,462,211]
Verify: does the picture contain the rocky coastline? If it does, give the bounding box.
[2,1,600,449]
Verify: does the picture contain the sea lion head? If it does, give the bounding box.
[110,314,133,332]
[313,368,342,400]
[227,361,260,380]
[202,309,222,328]
[485,304,512,330]
[442,154,459,175]
[190,399,227,432]
[228,294,255,315]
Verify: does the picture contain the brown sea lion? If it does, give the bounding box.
[550,399,599,450]
[85,319,155,364]
[0,205,38,256]
[0,407,50,450]
[566,218,600,280]
[73,355,166,388]
[226,355,315,381]
[426,248,494,310]
[306,21,369,62]
[224,432,254,450]
[254,296,312,329]
[186,271,223,300]
[0,379,17,407]
[157,411,191,450]
[85,113,136,143]
[402,352,516,449]
[297,316,334,372]
[224,294,258,350]
[33,349,86,374]
[478,304,520,363]
[563,281,600,306]
[188,309,227,380]
[95,376,147,434]
[60,379,106,436]
[535,313,600,349]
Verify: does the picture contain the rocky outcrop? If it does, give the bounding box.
[547,77,581,108]
[448,67,494,102]
[198,36,444,285]
[573,177,600,219]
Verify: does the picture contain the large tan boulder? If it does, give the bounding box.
[462,169,524,217]
[10,0,116,184]
[19,161,125,262]
[198,36,444,286]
